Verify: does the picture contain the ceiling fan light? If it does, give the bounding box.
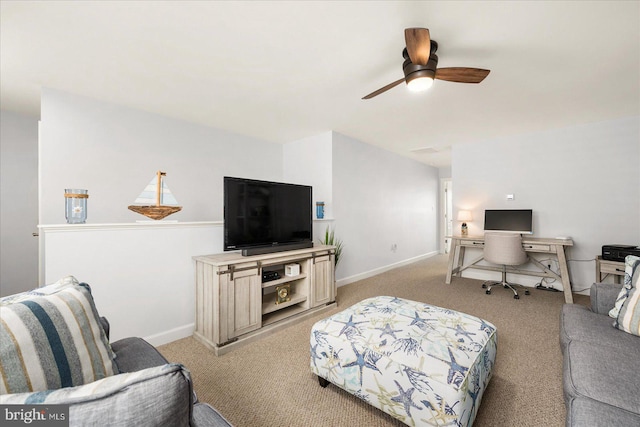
[407,76,434,92]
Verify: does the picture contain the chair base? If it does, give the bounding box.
[481,269,530,299]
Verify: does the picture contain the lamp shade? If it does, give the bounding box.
[457,210,473,222]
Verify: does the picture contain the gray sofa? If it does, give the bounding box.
[560,282,640,426]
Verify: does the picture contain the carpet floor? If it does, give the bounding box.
[159,254,588,426]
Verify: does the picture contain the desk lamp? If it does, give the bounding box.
[457,210,472,236]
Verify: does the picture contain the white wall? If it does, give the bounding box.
[35,91,441,344]
[438,166,452,179]
[332,132,440,283]
[41,222,221,345]
[283,132,335,243]
[452,116,640,291]
[283,131,333,219]
[39,89,283,225]
[1,110,40,296]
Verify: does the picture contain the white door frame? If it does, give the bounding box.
[440,178,453,254]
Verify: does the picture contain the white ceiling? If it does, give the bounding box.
[1,1,639,167]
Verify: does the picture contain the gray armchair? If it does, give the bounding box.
[102,318,232,427]
[0,282,232,427]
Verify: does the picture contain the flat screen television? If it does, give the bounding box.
[484,209,533,234]
[224,177,313,256]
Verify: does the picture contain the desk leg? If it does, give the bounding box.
[457,246,466,273]
[595,260,602,283]
[556,245,573,304]
[445,240,458,284]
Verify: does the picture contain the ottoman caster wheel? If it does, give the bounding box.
[486,290,491,295]
[514,294,520,299]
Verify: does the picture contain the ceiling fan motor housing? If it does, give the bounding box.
[403,54,438,82]
[362,33,490,99]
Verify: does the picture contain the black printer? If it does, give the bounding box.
[602,245,640,262]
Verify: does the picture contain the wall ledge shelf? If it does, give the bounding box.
[39,221,222,233]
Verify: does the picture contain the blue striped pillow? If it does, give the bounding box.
[615,256,640,336]
[0,281,118,393]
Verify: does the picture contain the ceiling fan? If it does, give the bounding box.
[363,28,490,99]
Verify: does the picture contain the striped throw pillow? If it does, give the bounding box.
[0,281,118,394]
[615,256,640,336]
[609,255,640,318]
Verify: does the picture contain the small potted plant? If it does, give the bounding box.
[320,226,343,268]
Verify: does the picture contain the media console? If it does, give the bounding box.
[193,245,336,355]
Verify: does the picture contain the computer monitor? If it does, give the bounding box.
[484,209,533,234]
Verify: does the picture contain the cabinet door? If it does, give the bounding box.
[226,268,262,338]
[310,255,335,307]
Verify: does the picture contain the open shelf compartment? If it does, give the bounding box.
[261,272,307,288]
[262,293,307,315]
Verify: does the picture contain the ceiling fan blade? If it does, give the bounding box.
[362,77,405,99]
[435,67,490,83]
[404,28,431,65]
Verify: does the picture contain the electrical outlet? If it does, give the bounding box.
[391,244,398,252]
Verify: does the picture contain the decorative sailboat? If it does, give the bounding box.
[128,171,182,220]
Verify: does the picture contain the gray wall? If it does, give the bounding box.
[332,132,439,281]
[1,110,39,296]
[452,116,640,291]
[39,89,284,224]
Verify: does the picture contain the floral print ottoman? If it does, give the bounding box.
[310,296,497,426]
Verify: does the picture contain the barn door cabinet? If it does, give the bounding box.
[194,245,336,355]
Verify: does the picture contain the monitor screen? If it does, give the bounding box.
[484,209,533,234]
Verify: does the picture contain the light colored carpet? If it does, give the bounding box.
[159,254,588,426]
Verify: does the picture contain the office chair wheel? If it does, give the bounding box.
[514,294,520,299]
[525,290,530,295]
[486,290,491,295]
[482,283,487,289]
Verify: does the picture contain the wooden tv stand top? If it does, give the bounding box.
[193,244,335,267]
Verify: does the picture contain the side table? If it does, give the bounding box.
[595,256,625,284]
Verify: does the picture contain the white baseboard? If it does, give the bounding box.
[336,251,440,288]
[144,323,194,347]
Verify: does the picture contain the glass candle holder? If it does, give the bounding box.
[65,189,88,224]
[316,201,325,219]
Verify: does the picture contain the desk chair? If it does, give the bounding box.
[481,232,530,299]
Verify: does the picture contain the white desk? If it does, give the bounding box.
[446,235,575,303]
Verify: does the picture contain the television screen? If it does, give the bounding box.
[484,209,533,234]
[224,177,313,255]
